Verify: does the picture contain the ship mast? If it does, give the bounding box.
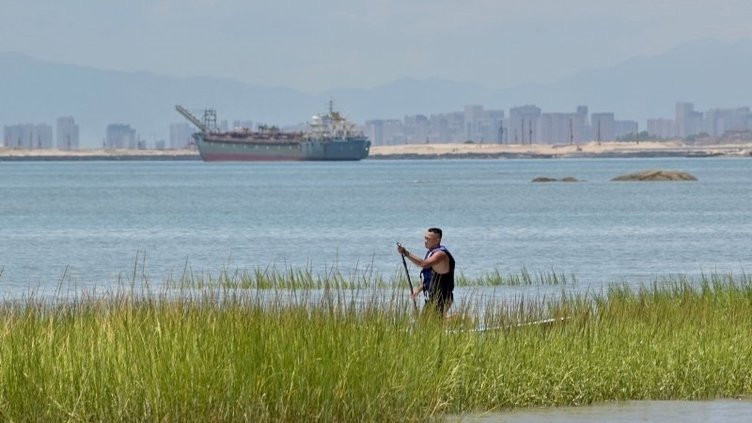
[328,99,343,122]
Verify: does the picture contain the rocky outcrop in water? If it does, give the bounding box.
[531,176,581,182]
[611,170,697,181]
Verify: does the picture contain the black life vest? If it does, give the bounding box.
[420,245,455,298]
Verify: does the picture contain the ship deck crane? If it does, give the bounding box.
[175,105,215,133]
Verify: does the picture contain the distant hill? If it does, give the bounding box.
[2,38,752,146]
[496,38,752,119]
[0,52,318,146]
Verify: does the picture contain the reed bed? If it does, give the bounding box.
[0,273,751,421]
[169,260,392,290]
[455,267,574,286]
[179,266,572,290]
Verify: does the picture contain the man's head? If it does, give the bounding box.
[424,227,442,249]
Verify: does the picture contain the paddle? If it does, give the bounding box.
[397,242,418,311]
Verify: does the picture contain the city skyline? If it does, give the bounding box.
[3,36,752,147]
[5,100,752,150]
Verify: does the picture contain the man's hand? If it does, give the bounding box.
[396,244,408,256]
[410,287,421,300]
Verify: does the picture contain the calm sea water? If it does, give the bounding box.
[1,158,751,295]
[456,400,752,423]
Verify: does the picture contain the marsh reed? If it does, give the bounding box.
[0,272,751,421]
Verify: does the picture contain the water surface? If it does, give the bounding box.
[1,157,750,295]
[456,400,752,423]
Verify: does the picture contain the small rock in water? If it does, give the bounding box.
[531,176,580,182]
[611,170,698,181]
[531,177,558,182]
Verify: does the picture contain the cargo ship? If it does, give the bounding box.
[175,103,370,161]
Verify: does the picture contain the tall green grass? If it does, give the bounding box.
[181,266,391,290]
[177,266,573,290]
[455,267,575,286]
[0,273,751,421]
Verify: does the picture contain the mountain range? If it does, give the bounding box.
[2,38,752,146]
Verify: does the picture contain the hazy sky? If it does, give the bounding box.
[2,0,751,92]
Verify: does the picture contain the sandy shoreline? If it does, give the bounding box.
[1,141,751,160]
[369,140,752,159]
[0,148,200,160]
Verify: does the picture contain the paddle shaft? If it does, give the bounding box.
[398,244,418,311]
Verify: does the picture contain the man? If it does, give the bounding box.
[396,228,455,316]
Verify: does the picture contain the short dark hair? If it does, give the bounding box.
[428,227,442,239]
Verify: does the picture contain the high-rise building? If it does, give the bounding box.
[429,112,465,143]
[403,114,429,144]
[509,105,541,144]
[675,102,702,138]
[3,123,53,149]
[577,106,590,140]
[463,105,483,141]
[462,105,504,143]
[702,107,751,137]
[169,123,194,149]
[590,113,615,142]
[364,120,385,146]
[364,119,404,145]
[536,111,586,144]
[56,116,79,150]
[105,124,137,149]
[36,124,53,148]
[647,119,676,139]
[3,124,31,148]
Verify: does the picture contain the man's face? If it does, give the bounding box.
[424,231,440,249]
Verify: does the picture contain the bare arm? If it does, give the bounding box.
[397,245,446,269]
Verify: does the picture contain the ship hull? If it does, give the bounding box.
[194,134,370,162]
